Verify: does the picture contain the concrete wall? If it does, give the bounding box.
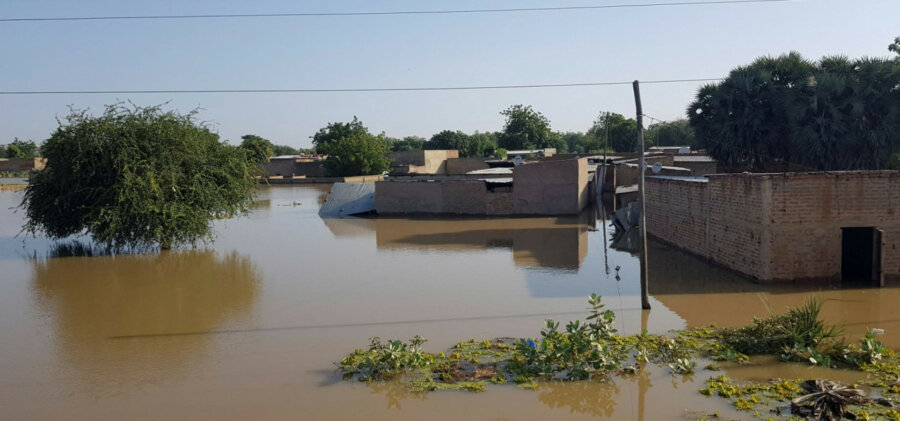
[376,158,589,216]
[512,158,589,215]
[262,158,327,177]
[646,171,900,282]
[0,158,46,172]
[616,163,692,187]
[387,150,459,175]
[446,157,489,175]
[674,160,719,176]
[601,155,675,192]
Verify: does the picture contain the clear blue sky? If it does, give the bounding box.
[1,0,897,149]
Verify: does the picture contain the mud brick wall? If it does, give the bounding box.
[647,171,900,282]
[646,175,769,280]
[705,175,771,280]
[645,177,711,258]
[766,172,900,281]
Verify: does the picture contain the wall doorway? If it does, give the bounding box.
[841,227,884,286]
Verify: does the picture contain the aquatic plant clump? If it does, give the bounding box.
[338,294,900,417]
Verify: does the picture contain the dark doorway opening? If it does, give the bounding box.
[841,227,883,286]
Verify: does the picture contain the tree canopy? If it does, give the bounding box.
[271,143,312,156]
[239,134,273,163]
[1,138,39,158]
[588,113,639,153]
[688,52,900,171]
[646,119,696,149]
[312,116,368,152]
[21,104,258,250]
[318,132,392,177]
[426,130,469,150]
[390,136,426,152]
[890,36,899,58]
[313,118,392,176]
[498,105,561,151]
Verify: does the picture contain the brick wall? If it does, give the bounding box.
[705,175,770,280]
[647,171,900,282]
[767,172,900,281]
[675,161,719,176]
[646,175,769,280]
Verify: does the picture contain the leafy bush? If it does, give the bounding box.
[21,104,257,250]
[340,336,433,382]
[318,133,392,177]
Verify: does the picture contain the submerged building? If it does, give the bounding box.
[375,158,591,216]
[645,171,899,284]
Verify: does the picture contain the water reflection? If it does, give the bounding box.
[537,378,620,417]
[29,250,260,395]
[324,214,596,270]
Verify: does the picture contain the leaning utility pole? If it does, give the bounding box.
[633,80,651,310]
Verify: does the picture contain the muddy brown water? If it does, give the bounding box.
[1,185,896,420]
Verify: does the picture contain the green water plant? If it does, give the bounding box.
[338,292,900,418]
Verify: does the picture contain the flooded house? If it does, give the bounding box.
[260,155,383,184]
[387,149,492,176]
[375,157,591,216]
[645,171,900,284]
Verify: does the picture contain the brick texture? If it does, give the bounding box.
[646,171,900,282]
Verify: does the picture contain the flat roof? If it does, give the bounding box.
[648,175,709,183]
[673,155,717,162]
[467,167,514,175]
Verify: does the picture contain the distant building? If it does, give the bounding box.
[649,146,691,155]
[376,158,591,216]
[672,155,719,176]
[262,156,327,178]
[646,171,900,284]
[0,157,46,172]
[387,150,458,175]
[506,148,556,158]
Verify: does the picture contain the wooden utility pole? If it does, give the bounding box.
[633,80,651,310]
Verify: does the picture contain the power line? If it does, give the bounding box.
[0,78,722,96]
[0,0,800,23]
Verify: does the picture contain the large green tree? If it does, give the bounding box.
[239,134,273,163]
[646,119,696,148]
[461,132,498,158]
[312,116,368,152]
[318,133,392,176]
[390,136,426,152]
[426,130,469,150]
[271,144,307,156]
[560,132,604,154]
[2,138,39,158]
[890,36,900,58]
[498,105,560,151]
[688,52,900,171]
[588,113,639,153]
[21,104,257,250]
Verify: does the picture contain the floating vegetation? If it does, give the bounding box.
[0,184,27,192]
[0,170,31,178]
[338,294,900,418]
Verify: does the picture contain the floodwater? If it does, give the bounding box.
[1,185,897,420]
